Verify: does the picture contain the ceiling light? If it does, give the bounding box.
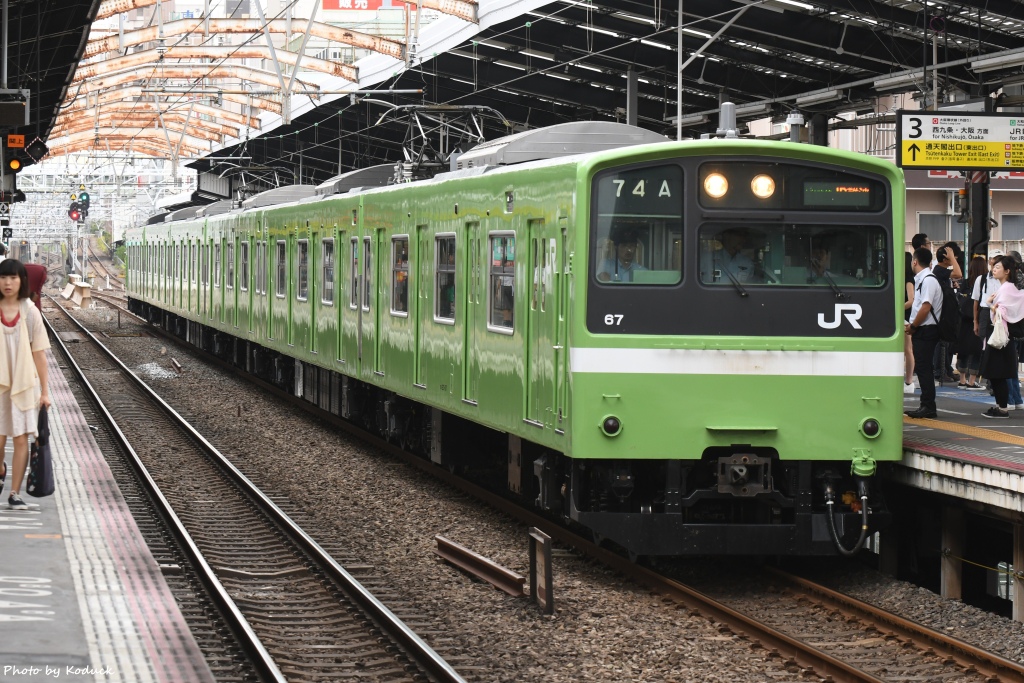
[873,71,923,92]
[795,89,842,106]
[734,102,771,117]
[971,49,1024,73]
[669,114,709,126]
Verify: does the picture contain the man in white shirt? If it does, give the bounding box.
[905,247,943,418]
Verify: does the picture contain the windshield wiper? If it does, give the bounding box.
[821,270,847,300]
[720,266,749,297]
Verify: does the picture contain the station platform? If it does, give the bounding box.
[0,351,215,683]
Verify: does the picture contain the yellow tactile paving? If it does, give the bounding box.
[903,415,1024,448]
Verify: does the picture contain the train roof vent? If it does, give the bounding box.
[315,163,395,196]
[146,211,170,225]
[241,184,316,209]
[165,206,203,222]
[196,199,236,218]
[455,122,667,169]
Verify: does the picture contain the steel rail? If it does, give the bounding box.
[769,567,1024,683]
[48,296,466,683]
[43,298,288,683]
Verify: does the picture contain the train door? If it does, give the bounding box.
[462,222,482,403]
[526,220,556,428]
[372,229,384,374]
[414,224,430,387]
[555,220,569,428]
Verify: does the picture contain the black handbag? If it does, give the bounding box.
[26,406,54,498]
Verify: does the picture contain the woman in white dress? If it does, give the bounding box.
[0,259,50,509]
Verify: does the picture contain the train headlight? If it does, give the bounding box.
[600,415,622,437]
[750,174,776,199]
[703,173,728,199]
[860,418,881,438]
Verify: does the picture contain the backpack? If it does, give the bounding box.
[923,272,960,343]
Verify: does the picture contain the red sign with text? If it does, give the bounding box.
[324,0,384,9]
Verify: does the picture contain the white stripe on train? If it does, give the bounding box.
[570,348,904,377]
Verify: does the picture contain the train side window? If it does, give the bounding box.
[391,236,409,315]
[297,239,309,301]
[435,235,456,323]
[275,240,287,298]
[487,233,515,333]
[202,244,209,286]
[175,245,181,281]
[256,241,266,295]
[240,242,249,292]
[214,241,222,288]
[362,236,372,311]
[226,242,235,289]
[350,237,359,309]
[320,239,333,304]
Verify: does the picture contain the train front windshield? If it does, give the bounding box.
[587,159,896,337]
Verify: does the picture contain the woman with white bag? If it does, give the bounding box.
[980,255,1024,418]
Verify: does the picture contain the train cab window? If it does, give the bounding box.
[488,233,515,332]
[698,224,889,288]
[350,237,359,308]
[320,239,333,304]
[214,242,222,287]
[240,242,249,292]
[392,236,409,315]
[226,242,234,289]
[592,164,683,285]
[275,241,287,298]
[435,235,456,323]
[297,239,309,301]
[362,237,372,311]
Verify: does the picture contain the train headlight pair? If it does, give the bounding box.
[703,173,775,199]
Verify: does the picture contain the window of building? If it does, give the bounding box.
[240,242,249,292]
[276,241,287,297]
[488,233,515,332]
[918,213,950,243]
[392,236,409,314]
[435,235,456,322]
[321,239,335,304]
[1002,214,1024,241]
[297,239,309,301]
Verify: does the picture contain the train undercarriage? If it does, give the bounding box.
[132,302,889,557]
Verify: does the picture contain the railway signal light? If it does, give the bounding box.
[68,201,82,221]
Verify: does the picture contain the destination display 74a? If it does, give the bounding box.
[896,110,1024,171]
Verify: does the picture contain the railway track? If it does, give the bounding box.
[71,297,1024,683]
[45,297,465,683]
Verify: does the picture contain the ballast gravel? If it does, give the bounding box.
[62,303,1024,682]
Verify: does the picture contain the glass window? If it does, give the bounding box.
[214,241,222,287]
[350,238,359,308]
[392,237,409,314]
[362,237,372,310]
[435,235,456,321]
[321,238,334,304]
[202,244,209,286]
[297,239,309,301]
[276,241,287,297]
[240,242,249,292]
[698,223,890,288]
[226,242,234,289]
[175,245,181,281]
[489,234,515,331]
[592,164,683,285]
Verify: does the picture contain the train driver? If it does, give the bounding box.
[596,225,647,283]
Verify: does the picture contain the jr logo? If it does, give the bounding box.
[817,303,863,330]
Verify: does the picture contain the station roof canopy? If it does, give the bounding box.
[2,1,99,148]
[47,1,1024,193]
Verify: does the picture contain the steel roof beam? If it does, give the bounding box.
[58,98,262,130]
[74,46,357,83]
[83,64,321,94]
[86,18,405,61]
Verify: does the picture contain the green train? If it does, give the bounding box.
[126,122,905,557]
